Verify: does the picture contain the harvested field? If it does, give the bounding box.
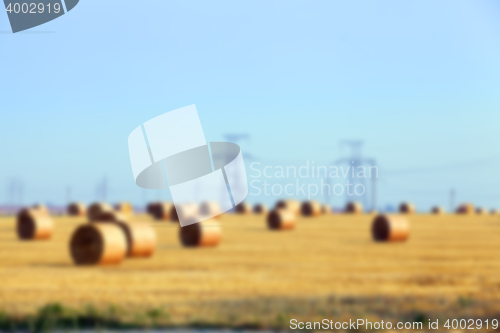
[0,213,500,327]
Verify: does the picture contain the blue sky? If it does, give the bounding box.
[1,0,499,210]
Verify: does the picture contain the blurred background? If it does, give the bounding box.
[1,0,499,211]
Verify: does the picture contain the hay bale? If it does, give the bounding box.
[179,219,221,247]
[253,203,268,214]
[16,208,53,240]
[146,202,159,215]
[235,202,252,214]
[345,201,363,214]
[431,206,445,214]
[267,209,296,230]
[301,201,322,217]
[114,202,133,214]
[399,202,415,214]
[476,207,487,215]
[321,204,331,215]
[171,203,199,222]
[199,201,222,218]
[32,204,49,215]
[371,214,409,242]
[91,211,129,223]
[491,209,499,215]
[114,222,156,257]
[67,202,86,216]
[90,211,155,257]
[275,200,301,215]
[456,203,474,215]
[149,202,173,221]
[87,202,113,221]
[70,223,127,265]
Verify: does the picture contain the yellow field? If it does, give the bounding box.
[0,213,500,323]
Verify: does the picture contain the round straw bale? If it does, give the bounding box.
[87,202,113,221]
[199,201,222,218]
[90,212,155,257]
[235,202,252,214]
[32,204,49,215]
[179,219,221,247]
[301,201,322,217]
[267,209,296,230]
[321,204,331,215]
[491,209,499,215]
[431,206,445,214]
[275,200,301,215]
[456,203,474,215]
[399,202,415,214]
[91,211,129,223]
[171,203,199,222]
[67,202,86,216]
[17,208,53,240]
[114,202,133,214]
[70,223,127,265]
[146,202,159,215]
[253,203,268,214]
[345,201,363,214]
[371,214,409,242]
[149,202,173,221]
[116,222,156,257]
[476,207,487,215]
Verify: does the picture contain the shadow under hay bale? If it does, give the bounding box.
[275,199,301,215]
[431,206,445,214]
[199,201,222,218]
[170,203,198,222]
[114,202,133,215]
[70,223,127,265]
[253,203,268,214]
[267,209,296,230]
[16,208,53,240]
[456,203,474,215]
[67,202,86,216]
[301,201,322,217]
[371,214,409,242]
[90,212,156,257]
[87,202,113,221]
[399,202,415,214]
[235,202,251,214]
[345,201,363,214]
[179,219,221,247]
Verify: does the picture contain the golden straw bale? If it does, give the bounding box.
[275,200,301,215]
[16,208,53,240]
[253,203,268,214]
[267,209,296,230]
[179,219,221,247]
[300,201,322,217]
[399,202,415,214]
[371,214,409,242]
[70,223,127,265]
[345,201,363,214]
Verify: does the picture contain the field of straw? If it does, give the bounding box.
[0,212,500,328]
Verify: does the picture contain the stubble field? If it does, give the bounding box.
[0,212,499,328]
